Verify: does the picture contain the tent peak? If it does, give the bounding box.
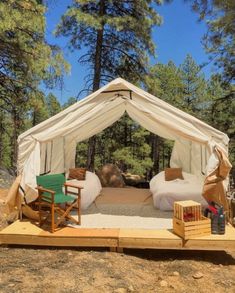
[110,77,126,84]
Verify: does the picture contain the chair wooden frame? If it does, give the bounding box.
[36,182,83,233]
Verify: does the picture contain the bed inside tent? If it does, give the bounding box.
[16,78,231,231]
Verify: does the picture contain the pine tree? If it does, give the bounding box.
[206,75,235,165]
[63,97,77,109]
[146,61,184,107]
[0,0,69,169]
[29,92,49,126]
[189,0,235,84]
[46,93,61,116]
[56,0,163,170]
[145,61,184,175]
[180,54,207,117]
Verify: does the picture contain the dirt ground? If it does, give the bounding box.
[0,244,234,293]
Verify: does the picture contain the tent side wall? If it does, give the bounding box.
[170,139,211,176]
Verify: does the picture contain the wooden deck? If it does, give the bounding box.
[0,220,235,251]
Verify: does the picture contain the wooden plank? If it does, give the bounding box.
[39,227,120,238]
[109,247,117,252]
[173,223,211,238]
[183,225,235,250]
[119,229,182,249]
[0,234,118,247]
[0,220,43,235]
[1,220,234,251]
[0,220,119,247]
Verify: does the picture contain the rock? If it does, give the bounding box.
[8,284,15,287]
[122,173,142,186]
[96,164,125,187]
[172,271,180,276]
[114,288,127,293]
[160,280,168,287]
[193,272,204,279]
[128,285,134,292]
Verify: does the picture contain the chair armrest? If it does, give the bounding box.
[64,182,84,190]
[36,186,55,195]
[64,182,83,197]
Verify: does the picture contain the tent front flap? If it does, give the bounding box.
[17,78,125,142]
[126,97,209,144]
[32,95,124,143]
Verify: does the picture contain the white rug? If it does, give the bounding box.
[69,202,173,230]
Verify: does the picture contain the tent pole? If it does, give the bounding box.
[189,141,192,173]
[50,141,53,172]
[44,144,47,174]
[63,137,66,173]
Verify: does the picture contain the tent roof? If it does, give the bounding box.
[17,78,229,173]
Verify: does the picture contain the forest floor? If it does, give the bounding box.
[0,171,235,292]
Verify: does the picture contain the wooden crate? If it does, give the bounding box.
[173,216,211,239]
[174,200,202,222]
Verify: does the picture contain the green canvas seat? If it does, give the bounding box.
[39,192,75,204]
[36,173,83,233]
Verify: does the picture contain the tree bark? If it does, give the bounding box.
[162,140,165,169]
[86,0,106,171]
[11,109,20,173]
[150,133,159,178]
[0,111,4,164]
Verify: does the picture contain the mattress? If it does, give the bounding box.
[150,171,207,211]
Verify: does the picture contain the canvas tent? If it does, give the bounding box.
[17,78,230,204]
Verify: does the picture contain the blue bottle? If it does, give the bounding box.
[217,206,225,235]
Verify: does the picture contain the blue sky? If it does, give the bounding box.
[44,0,211,104]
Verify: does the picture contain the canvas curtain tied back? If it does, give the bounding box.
[203,147,232,210]
[17,78,231,208]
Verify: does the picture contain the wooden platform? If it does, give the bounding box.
[1,220,235,251]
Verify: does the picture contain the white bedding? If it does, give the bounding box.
[65,171,102,210]
[150,171,207,211]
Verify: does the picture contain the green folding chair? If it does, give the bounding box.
[36,173,83,233]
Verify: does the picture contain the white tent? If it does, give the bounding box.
[17,78,229,202]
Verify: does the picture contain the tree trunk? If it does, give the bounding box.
[11,109,20,173]
[124,118,128,147]
[32,109,36,126]
[167,148,171,167]
[162,141,165,169]
[149,133,159,178]
[0,111,4,164]
[86,0,106,171]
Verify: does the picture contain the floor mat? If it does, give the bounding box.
[69,200,173,230]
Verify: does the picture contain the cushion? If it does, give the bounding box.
[68,168,86,180]
[164,168,184,181]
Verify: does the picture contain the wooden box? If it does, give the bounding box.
[173,216,211,239]
[174,200,202,222]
